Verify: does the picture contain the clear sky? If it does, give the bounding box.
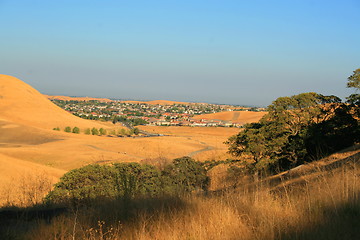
[1,0,359,106]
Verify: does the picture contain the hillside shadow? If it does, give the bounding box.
[0,196,188,239]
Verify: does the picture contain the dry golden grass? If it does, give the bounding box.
[0,75,241,207]
[13,150,359,240]
[0,74,110,130]
[0,123,239,206]
[139,126,239,162]
[0,153,65,206]
[0,124,238,205]
[193,111,267,123]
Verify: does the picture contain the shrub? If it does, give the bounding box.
[53,127,60,131]
[118,128,127,136]
[45,165,117,204]
[64,126,71,133]
[99,128,107,135]
[91,127,99,135]
[72,127,80,134]
[84,128,91,135]
[162,156,209,194]
[45,158,210,205]
[133,127,140,135]
[46,163,164,204]
[113,163,163,198]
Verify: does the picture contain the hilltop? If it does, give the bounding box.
[0,75,110,130]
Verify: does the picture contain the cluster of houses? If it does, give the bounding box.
[52,99,258,128]
[125,113,244,127]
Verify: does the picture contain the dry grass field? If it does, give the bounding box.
[4,147,359,240]
[1,75,359,239]
[139,125,239,162]
[193,110,267,123]
[0,75,241,206]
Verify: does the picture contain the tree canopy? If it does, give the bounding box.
[347,68,360,90]
[226,92,359,173]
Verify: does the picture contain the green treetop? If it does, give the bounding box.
[347,68,360,90]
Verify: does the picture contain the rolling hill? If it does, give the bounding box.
[0,75,109,130]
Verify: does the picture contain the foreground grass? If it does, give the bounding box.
[1,158,359,240]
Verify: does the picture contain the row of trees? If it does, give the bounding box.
[226,68,360,173]
[53,127,140,136]
[45,157,208,205]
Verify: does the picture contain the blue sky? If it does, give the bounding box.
[1,0,359,106]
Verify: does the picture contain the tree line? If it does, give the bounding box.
[53,126,140,136]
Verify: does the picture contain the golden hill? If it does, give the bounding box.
[0,75,242,206]
[45,95,113,102]
[0,75,109,130]
[193,111,267,123]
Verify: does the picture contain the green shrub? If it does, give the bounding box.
[162,156,209,194]
[45,158,209,205]
[133,127,140,135]
[72,127,80,134]
[84,128,91,135]
[99,128,107,135]
[118,128,127,136]
[45,164,117,204]
[53,127,60,131]
[64,126,71,132]
[91,127,99,135]
[113,163,163,198]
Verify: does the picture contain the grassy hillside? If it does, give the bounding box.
[193,110,267,123]
[0,147,359,240]
[0,75,110,130]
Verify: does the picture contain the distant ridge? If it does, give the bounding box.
[45,95,113,102]
[45,95,192,105]
[122,99,191,105]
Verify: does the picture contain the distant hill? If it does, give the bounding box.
[45,95,196,105]
[193,111,267,124]
[0,75,109,130]
[122,100,190,105]
[44,95,113,102]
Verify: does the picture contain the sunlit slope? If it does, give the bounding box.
[0,152,66,206]
[0,75,108,129]
[193,111,267,123]
[0,119,61,146]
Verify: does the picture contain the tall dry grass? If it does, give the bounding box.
[0,171,53,207]
[2,156,359,240]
